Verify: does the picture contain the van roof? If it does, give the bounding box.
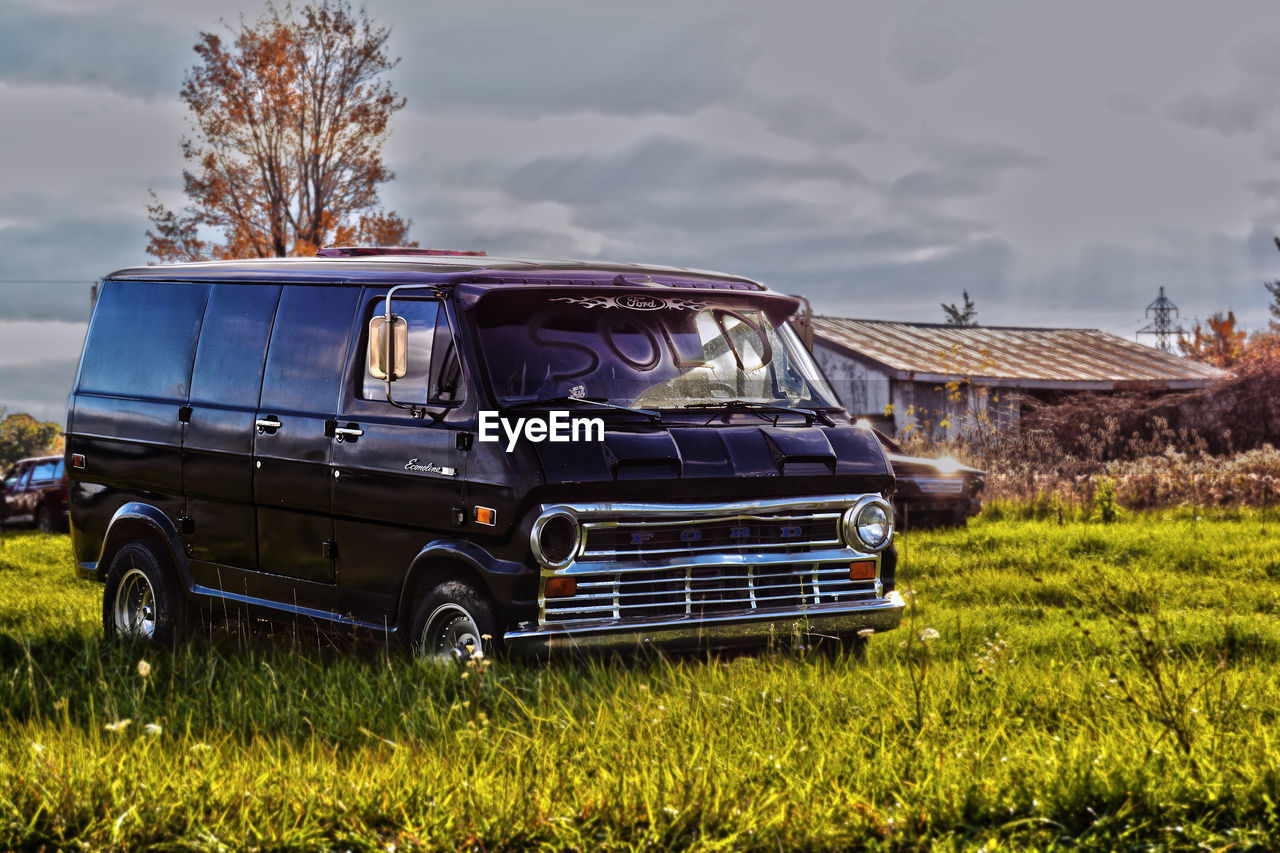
[103,252,768,291]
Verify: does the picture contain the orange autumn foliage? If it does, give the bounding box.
[147,1,413,261]
[1177,310,1247,368]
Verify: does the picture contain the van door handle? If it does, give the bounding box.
[255,417,282,434]
[333,424,364,443]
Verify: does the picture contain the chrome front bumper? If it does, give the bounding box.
[506,591,905,656]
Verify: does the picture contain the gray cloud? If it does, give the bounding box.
[0,212,148,297]
[885,20,991,86]
[1165,90,1272,137]
[0,358,79,423]
[1246,178,1280,198]
[1235,34,1280,82]
[890,136,1052,201]
[466,135,866,207]
[746,93,884,147]
[0,284,94,323]
[1165,35,1280,137]
[0,0,188,98]
[399,5,751,118]
[1106,92,1152,116]
[712,237,1016,317]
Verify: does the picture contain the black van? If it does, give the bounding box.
[67,249,904,656]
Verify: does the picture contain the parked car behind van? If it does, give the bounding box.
[870,429,984,530]
[67,249,904,657]
[2,455,69,532]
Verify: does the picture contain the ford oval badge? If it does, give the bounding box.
[617,294,665,311]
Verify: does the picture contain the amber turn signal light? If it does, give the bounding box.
[544,577,577,599]
[849,560,877,581]
[474,506,496,526]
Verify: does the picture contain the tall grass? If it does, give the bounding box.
[1,517,1278,850]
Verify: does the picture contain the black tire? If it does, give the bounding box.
[35,506,52,533]
[102,542,188,645]
[409,580,499,661]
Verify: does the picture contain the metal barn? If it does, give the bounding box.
[808,318,1226,436]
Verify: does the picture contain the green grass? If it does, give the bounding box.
[1,513,1279,851]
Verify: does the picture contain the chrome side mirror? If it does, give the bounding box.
[368,315,408,380]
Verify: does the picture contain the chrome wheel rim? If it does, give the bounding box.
[113,568,156,638]
[421,603,481,660]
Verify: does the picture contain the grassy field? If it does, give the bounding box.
[1,511,1279,851]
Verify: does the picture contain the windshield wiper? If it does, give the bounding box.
[682,400,834,427]
[504,395,662,424]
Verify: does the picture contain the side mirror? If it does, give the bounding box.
[368,315,408,380]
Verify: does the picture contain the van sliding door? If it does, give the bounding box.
[183,283,281,579]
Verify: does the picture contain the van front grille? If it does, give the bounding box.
[542,562,878,625]
[581,512,843,561]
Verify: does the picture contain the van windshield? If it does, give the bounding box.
[470,291,840,411]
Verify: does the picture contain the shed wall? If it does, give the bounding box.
[813,342,891,418]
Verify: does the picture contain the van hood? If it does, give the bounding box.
[529,422,892,493]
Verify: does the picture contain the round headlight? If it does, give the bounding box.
[531,509,580,568]
[844,498,893,551]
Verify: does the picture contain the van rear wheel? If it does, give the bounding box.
[410,580,498,661]
[102,542,188,644]
[35,506,52,533]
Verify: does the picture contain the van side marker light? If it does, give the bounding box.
[475,507,496,526]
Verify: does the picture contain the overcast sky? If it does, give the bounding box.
[3,0,1280,421]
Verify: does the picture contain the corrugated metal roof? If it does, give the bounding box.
[811,317,1226,389]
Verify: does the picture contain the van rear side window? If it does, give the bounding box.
[79,281,210,400]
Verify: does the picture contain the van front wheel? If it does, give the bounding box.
[410,580,499,661]
[102,542,187,644]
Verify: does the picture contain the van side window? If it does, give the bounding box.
[362,299,464,405]
[78,280,210,400]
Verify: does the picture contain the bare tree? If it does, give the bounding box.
[147,1,413,261]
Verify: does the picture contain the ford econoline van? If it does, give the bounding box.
[67,249,904,656]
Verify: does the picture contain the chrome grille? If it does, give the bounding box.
[542,561,878,625]
[914,477,964,495]
[533,495,888,630]
[582,512,842,560]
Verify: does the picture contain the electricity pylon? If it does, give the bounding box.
[1137,286,1183,352]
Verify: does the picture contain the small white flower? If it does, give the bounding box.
[29,742,44,753]
[104,719,133,733]
[919,628,940,642]
[144,723,163,737]
[137,660,151,679]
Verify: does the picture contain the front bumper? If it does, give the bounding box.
[505,591,905,656]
